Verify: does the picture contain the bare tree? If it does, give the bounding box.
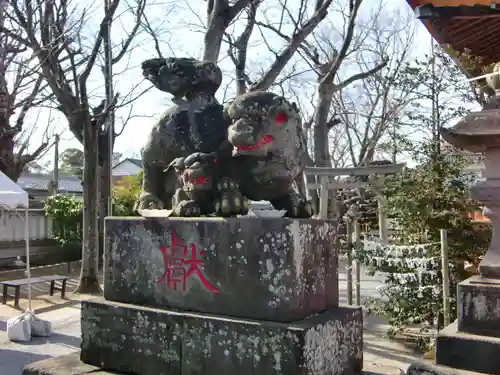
[332,6,416,167]
[203,0,258,62]
[305,1,388,168]
[219,0,390,167]
[0,2,55,181]
[224,1,259,95]
[6,0,147,293]
[198,0,336,94]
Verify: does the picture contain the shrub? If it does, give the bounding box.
[112,170,143,216]
[354,153,491,345]
[44,194,83,260]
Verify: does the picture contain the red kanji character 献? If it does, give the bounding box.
[184,244,219,293]
[156,232,188,290]
[156,233,219,294]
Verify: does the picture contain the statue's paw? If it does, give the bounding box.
[287,198,314,219]
[134,194,164,211]
[173,200,201,217]
[214,191,249,217]
[216,177,239,193]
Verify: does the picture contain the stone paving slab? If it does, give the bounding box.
[22,352,406,375]
[407,359,489,375]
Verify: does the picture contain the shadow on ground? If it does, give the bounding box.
[14,331,80,349]
[0,349,53,375]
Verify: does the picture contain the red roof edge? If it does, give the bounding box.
[405,0,446,44]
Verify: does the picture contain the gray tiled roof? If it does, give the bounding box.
[18,173,83,193]
[128,158,143,167]
[112,158,143,169]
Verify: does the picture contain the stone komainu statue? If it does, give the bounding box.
[136,57,313,218]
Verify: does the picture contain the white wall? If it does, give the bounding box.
[112,161,142,177]
[0,209,52,242]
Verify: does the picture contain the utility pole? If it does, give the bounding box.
[103,0,114,216]
[0,0,8,128]
[53,134,59,191]
[48,134,60,195]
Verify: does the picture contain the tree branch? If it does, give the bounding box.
[112,0,147,64]
[203,0,254,62]
[226,1,259,95]
[332,61,388,93]
[248,0,334,92]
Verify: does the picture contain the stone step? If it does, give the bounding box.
[436,321,500,374]
[80,298,363,375]
[22,352,402,375]
[104,217,338,322]
[407,359,490,375]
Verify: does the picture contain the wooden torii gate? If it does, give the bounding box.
[304,163,405,237]
[304,163,405,304]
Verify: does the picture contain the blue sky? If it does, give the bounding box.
[21,0,435,166]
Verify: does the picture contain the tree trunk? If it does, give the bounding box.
[313,81,335,168]
[0,133,16,180]
[74,119,102,295]
[203,12,225,63]
[312,71,336,217]
[99,151,111,267]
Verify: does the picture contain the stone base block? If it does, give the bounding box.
[407,359,489,375]
[436,321,500,374]
[81,298,363,375]
[458,275,500,336]
[104,217,338,322]
[22,352,119,375]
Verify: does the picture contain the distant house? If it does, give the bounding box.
[17,172,83,203]
[111,158,143,184]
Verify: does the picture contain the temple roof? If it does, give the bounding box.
[407,1,500,66]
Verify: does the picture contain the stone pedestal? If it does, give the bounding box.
[457,276,500,336]
[104,217,338,322]
[406,276,500,374]
[24,217,363,375]
[80,298,362,375]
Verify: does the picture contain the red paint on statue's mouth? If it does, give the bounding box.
[235,135,273,152]
[189,176,209,185]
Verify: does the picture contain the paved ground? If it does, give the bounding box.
[0,266,420,375]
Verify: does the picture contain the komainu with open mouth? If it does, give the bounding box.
[225,91,313,218]
[168,91,314,218]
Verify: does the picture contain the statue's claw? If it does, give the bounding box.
[272,192,314,219]
[214,178,249,216]
[288,199,314,218]
[134,193,164,211]
[173,200,201,217]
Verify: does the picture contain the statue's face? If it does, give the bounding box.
[141,57,222,98]
[226,92,302,157]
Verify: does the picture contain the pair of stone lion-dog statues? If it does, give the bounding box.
[135,57,314,219]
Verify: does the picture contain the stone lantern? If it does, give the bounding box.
[441,62,500,278]
[409,63,500,374]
